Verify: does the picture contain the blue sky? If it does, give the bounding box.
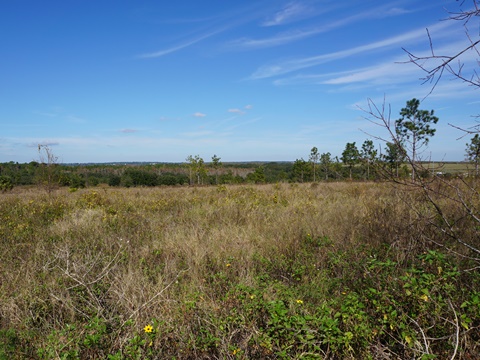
[1,0,478,163]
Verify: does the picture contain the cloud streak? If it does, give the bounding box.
[138,28,225,59]
[231,2,417,50]
[262,2,311,27]
[249,21,453,79]
[228,108,245,114]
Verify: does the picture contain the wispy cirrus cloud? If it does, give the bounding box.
[321,38,477,87]
[227,104,253,115]
[228,108,245,114]
[137,28,225,59]
[249,20,453,79]
[120,129,137,133]
[193,112,207,117]
[224,117,262,131]
[230,27,324,49]
[231,2,417,50]
[33,107,87,124]
[312,60,419,86]
[262,2,312,26]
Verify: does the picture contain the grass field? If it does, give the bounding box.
[424,162,472,174]
[0,182,479,359]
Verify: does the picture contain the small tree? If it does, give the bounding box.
[196,157,207,184]
[185,155,206,185]
[466,134,480,176]
[360,139,378,180]
[395,98,439,180]
[320,152,332,180]
[37,144,60,194]
[185,155,195,185]
[292,158,311,183]
[362,97,480,264]
[309,147,319,182]
[341,142,360,180]
[247,166,266,184]
[383,141,406,178]
[211,154,222,184]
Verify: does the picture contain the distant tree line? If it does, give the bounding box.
[1,99,479,192]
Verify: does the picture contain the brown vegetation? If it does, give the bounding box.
[0,182,478,359]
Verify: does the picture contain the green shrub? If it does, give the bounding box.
[0,176,13,192]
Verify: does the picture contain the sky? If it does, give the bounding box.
[1,0,479,163]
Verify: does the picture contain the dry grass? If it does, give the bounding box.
[0,182,478,359]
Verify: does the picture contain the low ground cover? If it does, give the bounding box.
[0,182,478,359]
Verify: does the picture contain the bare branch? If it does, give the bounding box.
[449,300,460,360]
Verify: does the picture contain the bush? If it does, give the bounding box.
[0,176,13,192]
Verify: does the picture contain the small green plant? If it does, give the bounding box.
[37,324,79,360]
[0,176,13,192]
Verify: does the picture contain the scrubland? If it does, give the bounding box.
[0,182,479,359]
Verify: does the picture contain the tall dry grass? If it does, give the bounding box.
[0,182,478,358]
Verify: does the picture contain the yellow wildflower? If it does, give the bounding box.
[420,294,429,302]
[296,299,304,304]
[144,324,153,333]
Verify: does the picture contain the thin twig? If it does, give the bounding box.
[448,300,459,360]
[409,316,430,355]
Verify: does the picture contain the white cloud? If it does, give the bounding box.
[322,61,419,85]
[193,112,207,117]
[385,7,411,16]
[224,117,262,131]
[231,29,315,49]
[120,129,137,133]
[245,104,253,109]
[137,29,224,59]
[231,3,419,50]
[249,21,453,79]
[262,2,309,27]
[228,108,245,114]
[232,14,368,49]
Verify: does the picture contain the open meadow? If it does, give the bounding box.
[1,182,479,359]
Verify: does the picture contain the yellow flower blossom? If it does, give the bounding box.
[296,299,304,304]
[144,324,153,333]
